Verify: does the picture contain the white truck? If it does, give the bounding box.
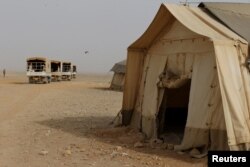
[26,57,51,84]
[51,60,62,81]
[61,61,72,81]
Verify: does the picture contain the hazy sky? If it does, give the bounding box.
[0,0,250,73]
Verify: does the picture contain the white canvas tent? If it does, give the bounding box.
[199,2,250,43]
[121,3,250,151]
[110,60,126,91]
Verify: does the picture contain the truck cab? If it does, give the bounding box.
[51,60,62,81]
[26,57,51,84]
[61,62,72,81]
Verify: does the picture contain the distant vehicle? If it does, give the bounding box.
[51,60,62,82]
[26,57,51,84]
[61,62,72,81]
[72,65,77,79]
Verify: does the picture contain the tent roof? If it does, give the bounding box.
[199,2,250,43]
[110,60,126,73]
[128,3,247,50]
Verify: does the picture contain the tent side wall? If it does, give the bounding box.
[122,50,144,125]
[122,5,176,128]
[110,73,125,91]
[123,3,250,150]
[213,41,250,150]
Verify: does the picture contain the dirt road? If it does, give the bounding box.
[0,73,206,167]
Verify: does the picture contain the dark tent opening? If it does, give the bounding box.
[157,80,191,144]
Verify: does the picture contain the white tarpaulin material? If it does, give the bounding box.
[214,41,250,150]
[199,2,250,43]
[122,3,250,151]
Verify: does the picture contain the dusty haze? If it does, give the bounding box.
[0,0,249,73]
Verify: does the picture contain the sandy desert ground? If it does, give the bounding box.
[0,72,206,167]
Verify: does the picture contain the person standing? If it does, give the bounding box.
[3,69,6,78]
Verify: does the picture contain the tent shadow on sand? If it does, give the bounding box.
[90,86,124,92]
[37,116,206,164]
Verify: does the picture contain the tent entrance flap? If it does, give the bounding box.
[157,79,191,144]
